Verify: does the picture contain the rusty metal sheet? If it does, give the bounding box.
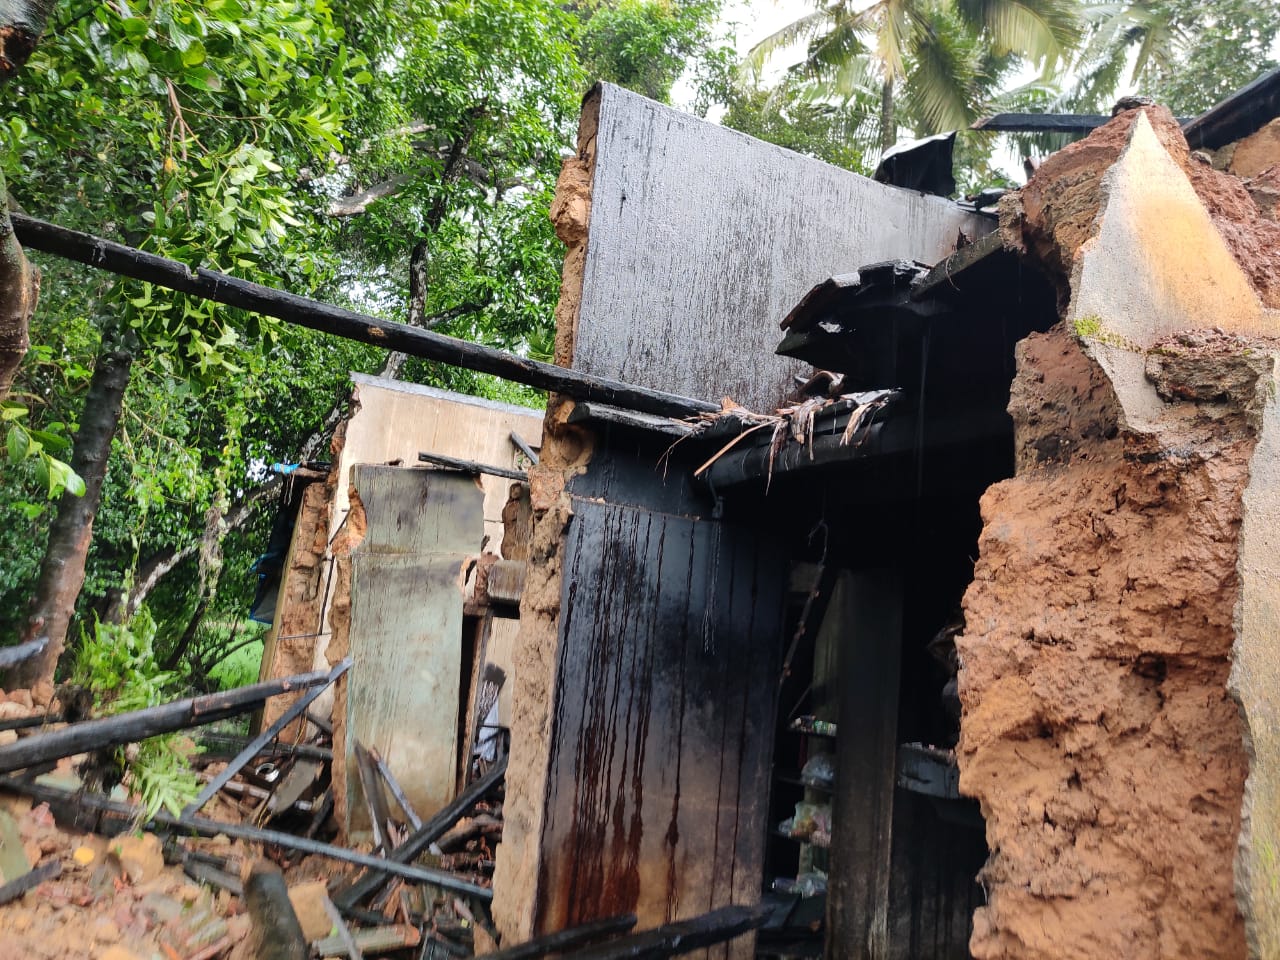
[535,496,784,959]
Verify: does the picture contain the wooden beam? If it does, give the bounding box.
[483,915,637,960]
[0,858,60,906]
[971,112,1112,133]
[1183,66,1280,150]
[556,904,772,960]
[418,451,528,481]
[9,214,718,421]
[826,572,904,960]
[0,667,334,774]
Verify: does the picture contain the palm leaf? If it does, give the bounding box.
[746,5,845,72]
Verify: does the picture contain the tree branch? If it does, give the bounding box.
[124,475,283,620]
[326,169,430,217]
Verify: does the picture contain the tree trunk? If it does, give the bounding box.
[0,0,58,82]
[0,0,59,399]
[879,78,896,152]
[0,174,38,399]
[12,333,133,688]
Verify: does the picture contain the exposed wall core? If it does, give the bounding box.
[489,89,599,941]
[960,106,1280,959]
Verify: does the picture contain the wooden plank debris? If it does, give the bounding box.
[483,915,638,960]
[10,213,719,420]
[418,450,528,481]
[0,857,60,906]
[182,658,349,818]
[0,667,334,775]
[369,745,423,831]
[315,925,421,956]
[555,904,772,960]
[333,756,506,909]
[353,739,394,853]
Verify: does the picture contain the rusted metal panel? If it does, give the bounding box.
[344,466,483,837]
[573,84,991,413]
[535,496,783,959]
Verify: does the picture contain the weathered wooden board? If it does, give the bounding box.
[827,571,904,960]
[344,466,483,836]
[574,84,992,413]
[535,495,784,959]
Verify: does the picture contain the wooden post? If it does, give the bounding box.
[826,572,903,960]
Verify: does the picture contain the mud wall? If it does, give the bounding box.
[959,106,1280,959]
[489,90,599,942]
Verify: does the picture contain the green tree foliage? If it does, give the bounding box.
[1067,0,1278,115]
[0,0,728,683]
[579,0,721,101]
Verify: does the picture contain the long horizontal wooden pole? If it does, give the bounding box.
[10,214,718,420]
[0,667,333,774]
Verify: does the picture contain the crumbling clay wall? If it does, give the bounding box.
[959,105,1280,959]
[959,324,1254,959]
[489,89,598,942]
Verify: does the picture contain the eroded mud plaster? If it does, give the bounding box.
[489,91,598,941]
[962,106,1280,958]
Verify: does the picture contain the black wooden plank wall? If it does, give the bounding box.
[535,496,783,958]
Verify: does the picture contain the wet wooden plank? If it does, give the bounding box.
[574,84,990,413]
[826,572,904,960]
[343,467,482,839]
[536,495,783,959]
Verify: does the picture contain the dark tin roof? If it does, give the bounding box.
[1183,66,1280,151]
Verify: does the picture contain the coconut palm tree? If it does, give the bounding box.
[748,0,1082,150]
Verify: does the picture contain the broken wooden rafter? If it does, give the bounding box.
[0,667,334,775]
[482,915,638,960]
[508,430,539,466]
[0,858,60,906]
[9,214,719,421]
[369,745,423,831]
[556,904,772,960]
[418,450,528,482]
[182,657,350,819]
[0,776,494,899]
[354,739,395,853]
[333,755,507,909]
[565,401,695,438]
[196,733,333,763]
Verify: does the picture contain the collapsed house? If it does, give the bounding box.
[240,74,1280,958]
[3,71,1280,960]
